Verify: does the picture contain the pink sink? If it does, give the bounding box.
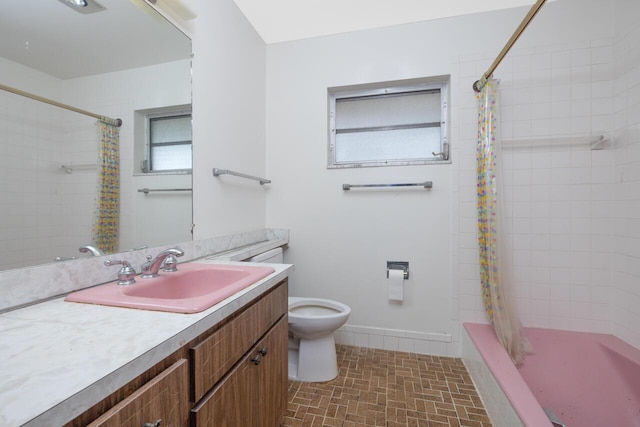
[65,263,276,313]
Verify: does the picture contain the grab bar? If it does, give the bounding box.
[343,181,433,191]
[137,188,192,194]
[212,168,271,185]
[503,134,609,150]
[60,163,97,174]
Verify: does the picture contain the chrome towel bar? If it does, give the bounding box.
[60,163,97,174]
[213,168,271,185]
[343,181,433,191]
[502,134,608,150]
[138,188,192,194]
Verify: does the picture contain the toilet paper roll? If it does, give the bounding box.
[387,269,404,301]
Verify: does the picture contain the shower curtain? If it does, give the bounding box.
[93,121,120,254]
[476,79,529,365]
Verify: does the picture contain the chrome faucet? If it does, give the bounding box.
[140,247,184,278]
[104,260,137,285]
[79,245,105,256]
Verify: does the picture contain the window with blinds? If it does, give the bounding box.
[328,80,448,168]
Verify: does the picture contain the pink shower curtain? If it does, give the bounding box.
[476,79,530,365]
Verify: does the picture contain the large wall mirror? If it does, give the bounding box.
[0,0,192,271]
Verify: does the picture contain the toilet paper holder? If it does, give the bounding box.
[387,261,409,279]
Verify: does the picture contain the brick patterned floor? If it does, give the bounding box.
[284,345,493,427]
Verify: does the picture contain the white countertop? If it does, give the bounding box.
[0,260,292,427]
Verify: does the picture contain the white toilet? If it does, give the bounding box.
[287,297,351,382]
[247,248,351,382]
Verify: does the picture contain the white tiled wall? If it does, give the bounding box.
[456,39,617,333]
[456,0,640,349]
[0,91,96,270]
[612,0,640,349]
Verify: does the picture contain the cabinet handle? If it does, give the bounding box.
[143,420,162,427]
[259,347,268,356]
[251,354,262,365]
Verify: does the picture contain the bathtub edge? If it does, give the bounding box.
[461,324,524,427]
[462,323,553,427]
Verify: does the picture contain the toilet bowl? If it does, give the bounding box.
[245,248,351,382]
[288,297,351,382]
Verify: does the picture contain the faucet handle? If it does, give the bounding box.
[104,260,137,286]
[162,247,183,272]
[162,254,179,272]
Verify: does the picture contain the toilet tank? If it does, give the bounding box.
[247,247,283,263]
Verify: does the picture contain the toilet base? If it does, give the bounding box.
[288,347,299,381]
[289,333,338,382]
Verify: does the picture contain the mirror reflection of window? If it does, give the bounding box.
[148,113,193,172]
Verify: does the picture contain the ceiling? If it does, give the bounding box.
[232,0,546,44]
[0,0,543,79]
[0,0,190,79]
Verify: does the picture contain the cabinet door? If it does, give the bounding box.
[88,359,189,427]
[255,316,288,427]
[191,353,256,427]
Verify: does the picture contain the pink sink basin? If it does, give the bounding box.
[65,263,276,313]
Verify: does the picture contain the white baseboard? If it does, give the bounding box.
[335,324,457,357]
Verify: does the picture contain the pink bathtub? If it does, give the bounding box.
[462,322,640,427]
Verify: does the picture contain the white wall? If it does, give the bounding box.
[612,0,640,348]
[190,0,267,239]
[265,20,461,355]
[265,0,616,355]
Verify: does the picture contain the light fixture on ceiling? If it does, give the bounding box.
[57,0,106,14]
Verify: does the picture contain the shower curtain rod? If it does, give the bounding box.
[0,83,122,127]
[473,0,547,92]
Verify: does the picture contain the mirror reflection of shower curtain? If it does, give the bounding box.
[93,121,120,253]
[476,79,530,364]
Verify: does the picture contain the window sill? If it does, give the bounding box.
[328,159,451,169]
[134,169,192,177]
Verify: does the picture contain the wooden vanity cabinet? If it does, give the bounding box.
[191,316,288,427]
[63,280,288,427]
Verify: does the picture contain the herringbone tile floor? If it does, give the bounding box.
[283,345,492,427]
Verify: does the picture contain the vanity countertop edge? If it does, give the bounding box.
[0,260,293,427]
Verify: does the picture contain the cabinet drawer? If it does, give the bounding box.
[190,280,287,401]
[87,359,189,427]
